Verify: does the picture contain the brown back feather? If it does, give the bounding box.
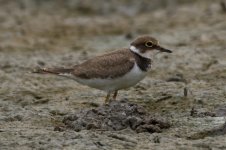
[72,49,135,79]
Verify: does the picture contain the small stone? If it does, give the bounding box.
[153,136,161,143]
[54,126,65,132]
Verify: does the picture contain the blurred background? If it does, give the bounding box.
[0,0,225,51]
[0,0,226,149]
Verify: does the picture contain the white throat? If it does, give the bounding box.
[129,45,149,58]
[130,45,161,61]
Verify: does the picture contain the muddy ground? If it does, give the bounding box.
[0,0,226,149]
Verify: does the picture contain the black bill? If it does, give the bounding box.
[156,46,172,53]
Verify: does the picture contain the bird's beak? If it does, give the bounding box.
[156,46,172,53]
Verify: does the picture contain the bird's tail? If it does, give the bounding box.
[33,67,73,76]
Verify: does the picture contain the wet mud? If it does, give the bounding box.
[0,0,226,149]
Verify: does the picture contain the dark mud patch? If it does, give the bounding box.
[190,107,216,118]
[190,104,226,118]
[188,122,226,140]
[215,104,226,117]
[62,100,170,133]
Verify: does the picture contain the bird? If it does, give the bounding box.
[34,35,172,103]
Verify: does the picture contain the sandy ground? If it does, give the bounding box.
[0,1,226,149]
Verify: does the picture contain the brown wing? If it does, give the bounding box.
[72,49,135,79]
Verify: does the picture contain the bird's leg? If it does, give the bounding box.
[105,92,111,104]
[113,90,118,100]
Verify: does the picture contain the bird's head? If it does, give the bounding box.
[130,35,172,58]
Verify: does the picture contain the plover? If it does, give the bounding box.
[34,35,172,103]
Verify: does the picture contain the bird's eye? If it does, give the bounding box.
[145,41,154,47]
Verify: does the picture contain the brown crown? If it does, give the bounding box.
[130,35,159,53]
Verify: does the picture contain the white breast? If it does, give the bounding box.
[73,63,147,92]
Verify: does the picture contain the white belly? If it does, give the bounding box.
[74,63,147,92]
